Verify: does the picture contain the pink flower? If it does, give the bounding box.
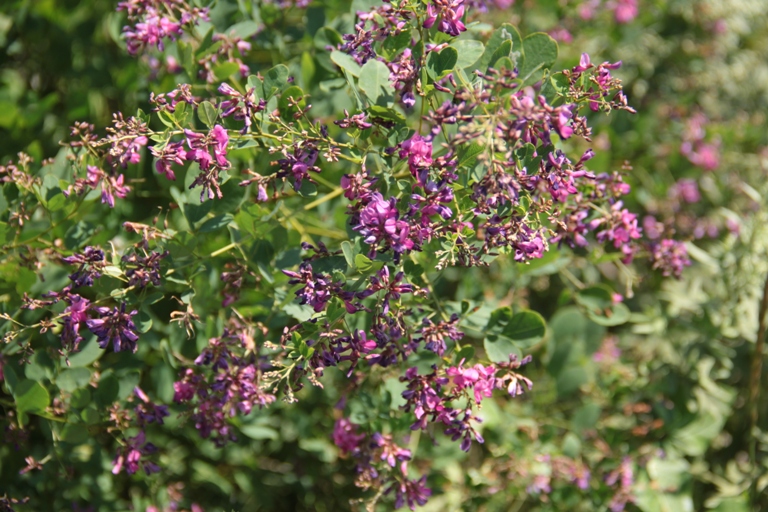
[332,418,365,455]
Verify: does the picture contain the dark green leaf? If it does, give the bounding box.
[61,423,89,444]
[57,368,91,392]
[198,214,234,233]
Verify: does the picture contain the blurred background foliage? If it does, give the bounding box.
[2,0,768,510]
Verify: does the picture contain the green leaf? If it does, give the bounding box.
[484,308,545,362]
[81,407,100,425]
[3,364,18,394]
[248,239,275,281]
[556,367,588,396]
[381,31,411,58]
[297,179,317,197]
[95,374,119,406]
[484,336,518,363]
[42,174,65,211]
[518,33,558,85]
[504,310,547,346]
[66,337,103,367]
[70,388,91,409]
[646,457,691,491]
[355,254,374,273]
[330,50,361,77]
[367,105,405,122]
[451,40,485,69]
[213,61,241,81]
[278,85,306,120]
[198,101,218,128]
[56,368,91,392]
[301,51,315,87]
[226,20,261,39]
[240,424,279,440]
[14,379,50,423]
[358,59,394,105]
[198,213,234,233]
[454,345,475,363]
[576,286,630,326]
[476,24,522,72]
[117,371,141,400]
[61,423,89,444]
[247,74,263,94]
[572,403,601,433]
[426,47,458,80]
[136,311,153,333]
[486,40,512,70]
[262,64,290,98]
[341,241,356,268]
[456,143,484,169]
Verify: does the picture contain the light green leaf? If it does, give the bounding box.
[518,33,558,84]
[14,379,50,423]
[476,23,522,72]
[358,59,394,105]
[262,64,289,98]
[451,40,485,69]
[330,50,362,77]
[198,101,218,128]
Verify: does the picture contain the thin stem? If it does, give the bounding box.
[303,188,344,211]
[210,242,238,257]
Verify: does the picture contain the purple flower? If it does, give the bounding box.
[424,0,467,37]
[446,360,496,404]
[123,250,168,288]
[62,246,105,288]
[134,387,170,426]
[150,141,186,180]
[399,135,433,179]
[388,475,432,510]
[416,314,463,357]
[388,50,418,108]
[335,109,373,130]
[211,125,230,168]
[86,303,140,353]
[60,294,90,351]
[357,266,414,314]
[670,178,700,204]
[591,201,642,263]
[218,83,266,133]
[274,143,320,191]
[371,432,412,467]
[332,418,365,455]
[649,239,691,278]
[354,192,414,259]
[112,430,159,476]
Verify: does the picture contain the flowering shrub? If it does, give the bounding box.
[1,0,766,510]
